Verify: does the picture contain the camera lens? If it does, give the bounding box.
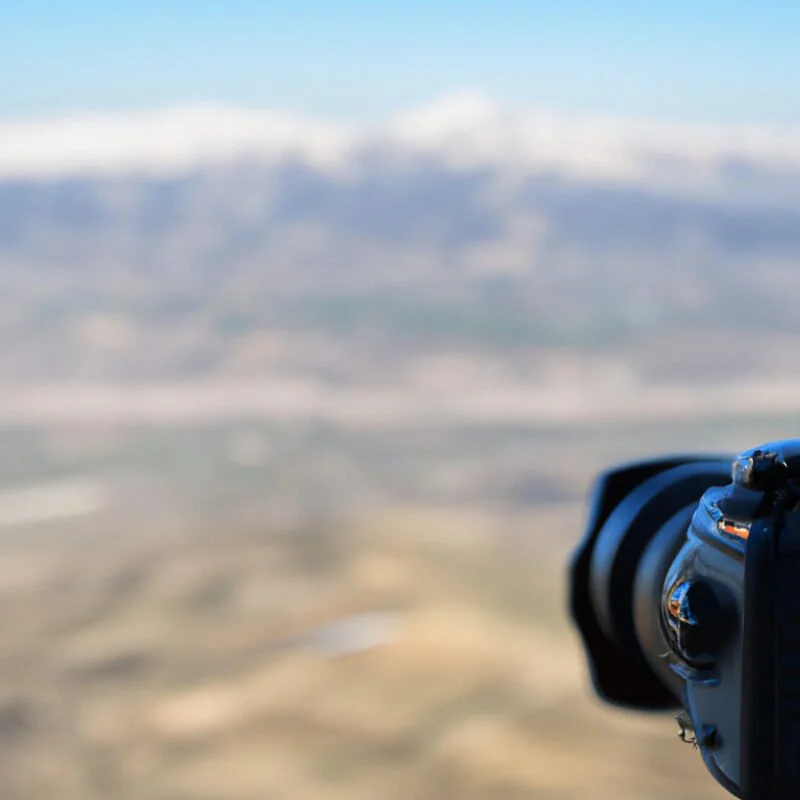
[570,457,731,708]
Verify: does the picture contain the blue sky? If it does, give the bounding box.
[1,1,798,124]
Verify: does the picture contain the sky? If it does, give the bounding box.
[1,1,799,125]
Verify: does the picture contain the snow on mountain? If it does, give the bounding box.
[2,91,799,190]
[0,104,357,179]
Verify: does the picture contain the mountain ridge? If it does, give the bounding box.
[3,91,800,192]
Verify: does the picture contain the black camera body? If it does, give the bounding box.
[571,439,800,799]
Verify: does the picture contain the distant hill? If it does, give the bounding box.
[2,94,800,382]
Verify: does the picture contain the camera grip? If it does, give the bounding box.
[741,515,800,800]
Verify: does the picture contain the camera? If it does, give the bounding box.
[570,439,800,799]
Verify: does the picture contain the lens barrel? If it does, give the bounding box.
[570,456,731,708]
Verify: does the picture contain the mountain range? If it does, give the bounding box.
[1,93,800,382]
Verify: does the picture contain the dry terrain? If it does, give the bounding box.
[0,418,765,799]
